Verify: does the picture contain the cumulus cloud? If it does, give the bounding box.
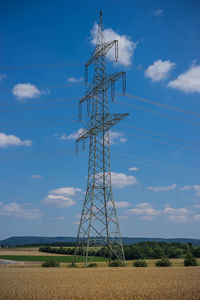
[145,59,176,82]
[31,174,42,179]
[109,130,127,144]
[0,74,7,81]
[12,83,42,100]
[67,77,83,83]
[148,184,176,192]
[163,205,190,223]
[127,202,200,223]
[61,129,126,145]
[168,215,187,222]
[163,206,189,215]
[118,215,127,219]
[109,201,130,208]
[154,9,164,16]
[0,202,42,219]
[61,128,86,140]
[180,185,200,197]
[0,132,32,148]
[128,167,139,171]
[91,23,137,66]
[43,186,82,207]
[193,214,200,222]
[168,65,200,93]
[128,203,161,216]
[111,172,138,188]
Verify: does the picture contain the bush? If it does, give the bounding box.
[67,262,78,268]
[41,261,60,267]
[133,260,147,267]
[156,257,171,267]
[109,260,124,267]
[184,253,198,266]
[87,263,98,268]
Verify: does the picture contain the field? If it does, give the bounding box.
[1,247,200,266]
[0,266,200,299]
[0,247,200,299]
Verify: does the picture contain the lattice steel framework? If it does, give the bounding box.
[74,11,128,267]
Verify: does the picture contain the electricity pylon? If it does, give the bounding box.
[74,11,128,267]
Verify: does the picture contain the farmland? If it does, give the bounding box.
[0,247,200,299]
[0,266,200,300]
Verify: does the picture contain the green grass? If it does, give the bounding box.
[0,255,105,263]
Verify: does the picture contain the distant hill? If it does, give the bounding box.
[1,236,200,246]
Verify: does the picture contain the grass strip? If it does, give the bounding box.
[0,255,105,263]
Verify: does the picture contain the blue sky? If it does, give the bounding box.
[0,0,200,240]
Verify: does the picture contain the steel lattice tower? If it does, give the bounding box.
[74,11,128,267]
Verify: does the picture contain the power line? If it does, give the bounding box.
[0,96,78,106]
[0,102,77,113]
[111,156,197,178]
[112,150,200,174]
[116,101,200,127]
[121,124,200,147]
[0,62,84,70]
[120,93,200,118]
[0,116,86,130]
[103,10,196,41]
[125,130,200,152]
[0,82,84,93]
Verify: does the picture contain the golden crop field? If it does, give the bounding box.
[0,248,68,256]
[0,266,200,300]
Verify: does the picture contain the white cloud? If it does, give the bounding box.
[111,201,130,208]
[0,132,32,148]
[109,130,127,144]
[50,187,82,196]
[128,202,200,223]
[193,214,200,222]
[31,174,42,179]
[148,184,176,192]
[128,203,161,217]
[180,185,200,197]
[168,65,200,93]
[0,74,7,81]
[43,186,82,208]
[145,59,176,82]
[128,167,139,171]
[12,83,41,100]
[168,215,187,223]
[61,128,86,140]
[118,215,127,220]
[56,216,65,220]
[0,202,42,219]
[163,205,190,223]
[163,206,189,215]
[91,23,137,66]
[111,172,138,188]
[154,9,164,16]
[67,77,83,83]
[140,215,153,221]
[61,129,126,145]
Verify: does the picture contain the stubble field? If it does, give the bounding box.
[0,266,200,300]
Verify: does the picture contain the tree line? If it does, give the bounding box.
[39,241,200,260]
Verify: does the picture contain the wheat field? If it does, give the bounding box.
[0,266,200,300]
